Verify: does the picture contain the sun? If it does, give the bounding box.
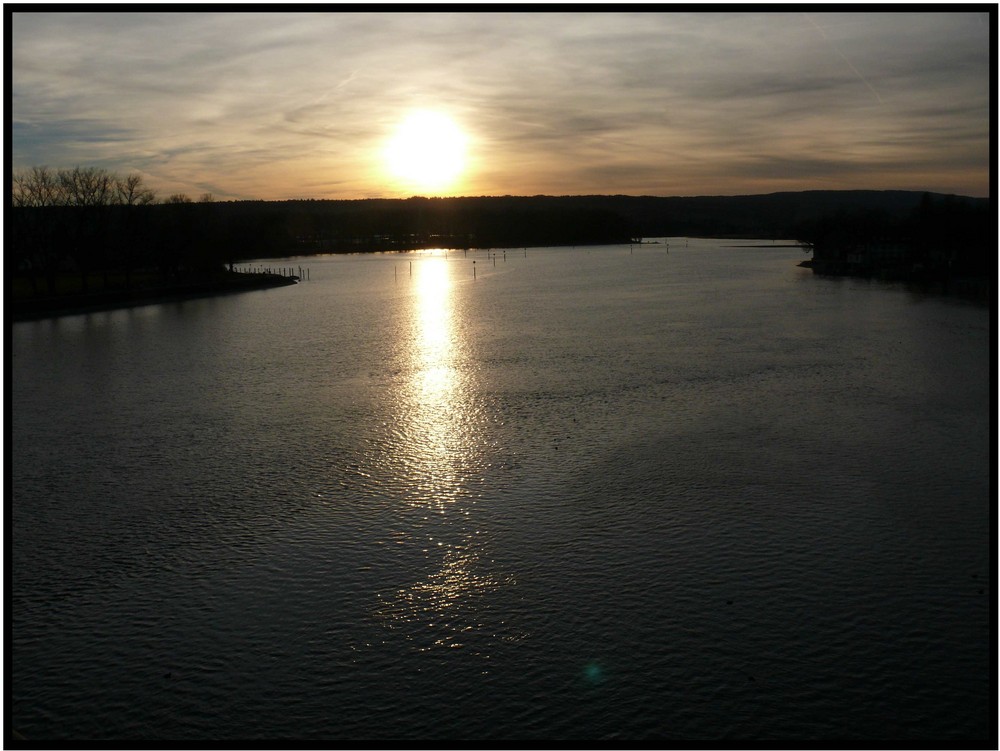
[384,110,468,194]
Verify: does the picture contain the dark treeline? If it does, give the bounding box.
[794,192,994,293]
[10,166,993,299]
[280,195,633,252]
[10,166,288,297]
[270,190,986,251]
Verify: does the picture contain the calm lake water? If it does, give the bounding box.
[11,239,993,742]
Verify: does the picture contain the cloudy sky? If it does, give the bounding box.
[10,10,992,201]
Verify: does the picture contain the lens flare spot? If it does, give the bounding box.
[584,661,605,684]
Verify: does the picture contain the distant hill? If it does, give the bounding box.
[559,190,988,238]
[275,190,989,246]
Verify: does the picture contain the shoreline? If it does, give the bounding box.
[798,259,990,304]
[11,272,297,323]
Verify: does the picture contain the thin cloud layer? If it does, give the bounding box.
[11,11,991,200]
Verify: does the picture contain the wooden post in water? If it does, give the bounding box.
[473,261,476,279]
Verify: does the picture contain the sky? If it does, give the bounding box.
[9,9,993,201]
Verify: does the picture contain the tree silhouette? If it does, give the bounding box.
[12,166,63,294]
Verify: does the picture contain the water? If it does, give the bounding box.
[11,240,992,742]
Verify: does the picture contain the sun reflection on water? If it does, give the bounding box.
[370,255,518,654]
[414,258,452,369]
[408,256,462,507]
[373,539,516,651]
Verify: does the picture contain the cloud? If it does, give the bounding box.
[11,11,991,199]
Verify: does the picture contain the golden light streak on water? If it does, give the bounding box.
[374,255,513,650]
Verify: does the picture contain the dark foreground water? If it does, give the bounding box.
[11,240,993,742]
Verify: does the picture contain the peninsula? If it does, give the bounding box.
[11,269,297,322]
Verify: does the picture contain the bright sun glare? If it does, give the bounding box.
[384,110,468,194]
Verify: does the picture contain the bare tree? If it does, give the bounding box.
[56,167,117,291]
[113,173,155,288]
[11,166,65,294]
[12,165,62,207]
[58,166,115,207]
[115,172,156,206]
[12,165,167,296]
